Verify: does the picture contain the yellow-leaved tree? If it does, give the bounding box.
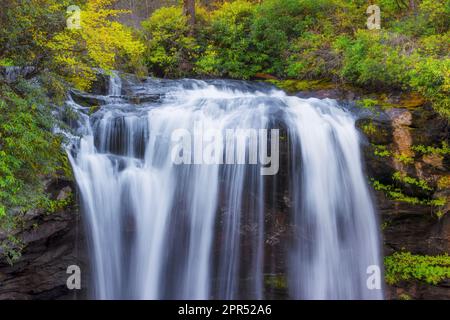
[47,0,145,90]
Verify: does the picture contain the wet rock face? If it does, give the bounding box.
[1,76,447,300]
[0,180,88,300]
[357,103,450,300]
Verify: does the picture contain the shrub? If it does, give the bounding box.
[407,55,450,118]
[142,6,199,77]
[385,252,450,285]
[0,79,69,263]
[195,0,259,79]
[286,32,337,80]
[334,30,412,89]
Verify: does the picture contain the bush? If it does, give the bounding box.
[285,32,337,80]
[385,252,450,285]
[334,30,412,89]
[0,79,69,263]
[142,6,199,77]
[407,55,450,118]
[195,0,258,79]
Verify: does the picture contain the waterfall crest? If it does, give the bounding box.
[66,76,383,299]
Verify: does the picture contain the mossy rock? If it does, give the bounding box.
[266,79,335,93]
[264,274,287,290]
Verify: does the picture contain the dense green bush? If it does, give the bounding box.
[407,54,450,118]
[250,0,311,76]
[385,252,450,285]
[195,0,259,78]
[0,79,69,263]
[334,30,411,89]
[141,6,199,77]
[138,0,449,117]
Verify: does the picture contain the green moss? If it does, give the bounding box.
[0,58,14,67]
[385,252,450,285]
[89,105,100,115]
[436,210,445,219]
[412,141,450,156]
[437,176,450,189]
[371,179,444,207]
[373,144,391,157]
[392,172,433,191]
[356,98,378,111]
[361,121,377,136]
[394,153,414,165]
[40,191,74,214]
[265,274,287,290]
[398,293,412,300]
[0,234,24,265]
[0,79,71,263]
[267,79,335,93]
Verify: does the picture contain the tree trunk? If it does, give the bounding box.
[183,0,195,30]
[409,0,416,14]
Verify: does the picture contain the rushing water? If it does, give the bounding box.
[66,74,383,300]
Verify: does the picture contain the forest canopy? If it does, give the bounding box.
[1,0,448,115]
[0,0,449,261]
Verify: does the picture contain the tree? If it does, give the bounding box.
[183,0,195,31]
[46,0,145,90]
[0,0,72,68]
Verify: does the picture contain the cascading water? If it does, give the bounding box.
[66,75,383,300]
[108,71,122,96]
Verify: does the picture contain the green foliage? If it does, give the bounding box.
[286,32,335,80]
[437,176,450,190]
[373,144,391,157]
[252,0,338,77]
[0,0,72,67]
[385,252,450,285]
[398,293,412,300]
[40,191,74,214]
[0,80,69,263]
[0,58,15,67]
[335,30,411,89]
[412,141,450,156]
[371,179,443,207]
[265,274,287,289]
[392,172,432,191]
[356,98,379,111]
[407,55,450,118]
[360,121,377,136]
[47,0,145,90]
[196,0,259,79]
[0,0,145,90]
[1,235,24,265]
[135,0,450,118]
[394,152,414,165]
[141,6,198,77]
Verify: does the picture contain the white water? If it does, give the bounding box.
[67,76,383,299]
[108,71,122,96]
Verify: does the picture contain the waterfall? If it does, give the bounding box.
[67,75,383,300]
[108,71,122,96]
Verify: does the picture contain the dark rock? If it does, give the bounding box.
[88,69,110,96]
[123,94,162,104]
[69,89,113,108]
[0,181,89,300]
[0,66,35,83]
[359,103,450,300]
